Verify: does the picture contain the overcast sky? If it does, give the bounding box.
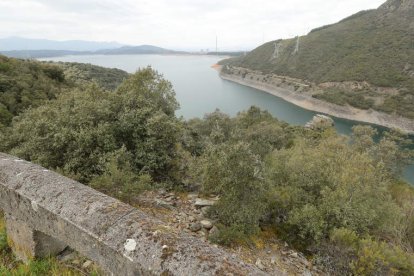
[0,0,386,51]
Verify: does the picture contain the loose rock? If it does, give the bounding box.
[200,220,213,230]
[187,193,198,200]
[189,222,202,232]
[302,269,312,276]
[195,198,216,207]
[82,260,93,269]
[155,199,174,210]
[201,206,210,216]
[255,258,265,270]
[209,225,220,236]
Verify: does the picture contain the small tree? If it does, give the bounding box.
[201,142,268,239]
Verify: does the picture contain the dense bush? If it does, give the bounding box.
[185,107,413,260]
[265,135,400,245]
[200,142,268,236]
[2,67,180,183]
[313,88,375,110]
[0,56,130,128]
[0,55,69,126]
[315,228,414,275]
[90,147,153,203]
[179,106,414,273]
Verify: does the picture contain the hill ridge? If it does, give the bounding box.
[220,0,414,123]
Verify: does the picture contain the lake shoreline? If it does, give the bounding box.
[219,69,414,134]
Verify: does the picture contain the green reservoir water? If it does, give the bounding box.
[40,54,414,183]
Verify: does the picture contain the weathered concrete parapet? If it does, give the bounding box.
[0,153,266,275]
[5,214,67,261]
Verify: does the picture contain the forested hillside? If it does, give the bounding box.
[0,55,128,128]
[52,62,129,91]
[221,0,414,119]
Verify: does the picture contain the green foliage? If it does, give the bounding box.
[0,103,13,126]
[235,107,292,157]
[201,142,268,238]
[221,4,414,118]
[42,65,65,82]
[325,228,414,275]
[378,89,414,119]
[1,51,413,275]
[53,61,129,91]
[313,88,375,110]
[184,106,414,257]
[389,181,414,252]
[186,107,293,242]
[0,55,129,128]
[0,55,69,126]
[0,62,10,73]
[3,67,180,183]
[0,216,8,253]
[265,134,401,245]
[90,147,152,203]
[202,142,266,237]
[352,126,414,177]
[208,224,249,246]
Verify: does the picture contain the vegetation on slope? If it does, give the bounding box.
[1,55,414,274]
[187,110,414,275]
[221,0,414,119]
[0,55,129,128]
[0,55,68,127]
[1,67,178,184]
[52,62,129,91]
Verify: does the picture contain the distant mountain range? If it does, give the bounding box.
[0,37,124,51]
[95,45,185,55]
[0,37,185,58]
[0,37,245,58]
[0,50,89,59]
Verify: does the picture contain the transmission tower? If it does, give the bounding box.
[293,36,300,54]
[271,42,281,60]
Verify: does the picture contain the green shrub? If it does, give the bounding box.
[42,65,65,82]
[316,228,414,275]
[4,68,180,183]
[200,142,268,237]
[90,147,152,203]
[265,135,401,245]
[208,224,249,246]
[54,61,129,91]
[0,62,10,73]
[313,88,375,110]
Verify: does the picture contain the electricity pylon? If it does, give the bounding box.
[293,36,300,54]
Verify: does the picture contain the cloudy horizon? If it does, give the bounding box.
[0,0,386,51]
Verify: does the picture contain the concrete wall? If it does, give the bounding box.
[0,153,265,275]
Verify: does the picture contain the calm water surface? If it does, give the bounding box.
[40,55,414,183]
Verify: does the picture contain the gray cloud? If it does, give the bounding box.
[0,0,386,50]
